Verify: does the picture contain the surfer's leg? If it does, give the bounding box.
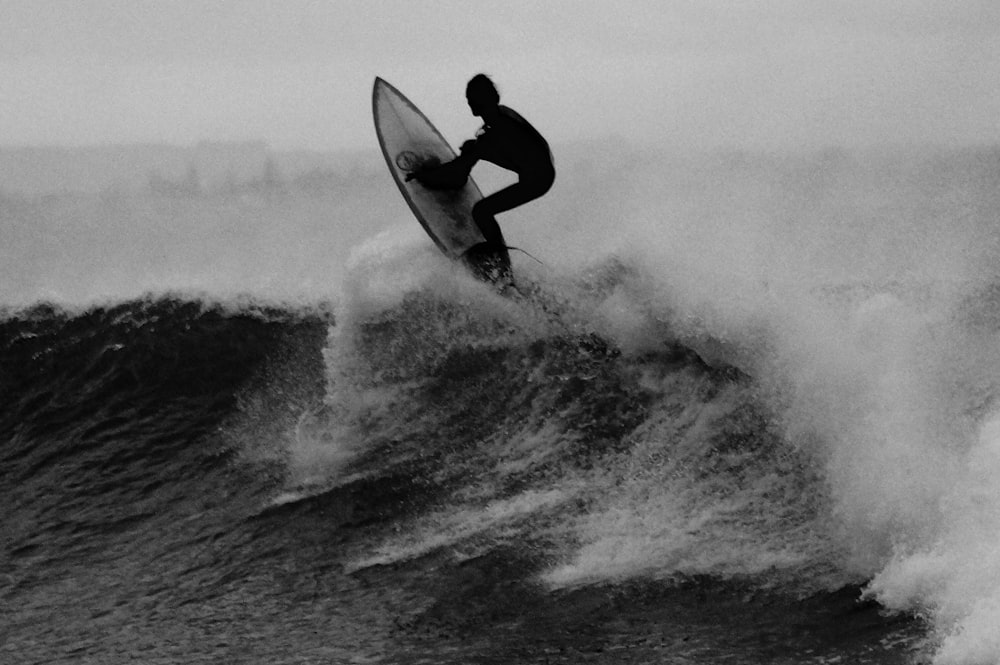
[467,175,553,289]
[473,183,543,229]
[471,176,552,247]
[467,185,521,282]
[470,201,506,248]
[465,197,512,287]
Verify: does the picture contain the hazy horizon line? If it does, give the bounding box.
[2,136,999,155]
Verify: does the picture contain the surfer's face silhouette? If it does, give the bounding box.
[467,90,496,118]
[466,74,500,119]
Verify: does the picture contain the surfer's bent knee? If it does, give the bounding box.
[521,167,555,199]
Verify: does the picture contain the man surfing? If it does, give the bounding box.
[407,74,555,287]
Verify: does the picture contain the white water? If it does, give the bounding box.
[5,143,1000,663]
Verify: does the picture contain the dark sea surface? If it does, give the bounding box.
[0,288,925,664]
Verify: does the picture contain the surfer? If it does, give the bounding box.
[408,74,555,285]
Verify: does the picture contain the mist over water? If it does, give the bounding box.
[5,142,1000,663]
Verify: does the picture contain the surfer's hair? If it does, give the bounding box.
[466,74,500,105]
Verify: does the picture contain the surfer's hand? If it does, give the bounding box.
[410,161,468,190]
[407,169,435,187]
[407,169,441,189]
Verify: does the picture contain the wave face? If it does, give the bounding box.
[4,146,1000,663]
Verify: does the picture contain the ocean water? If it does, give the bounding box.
[3,145,1000,664]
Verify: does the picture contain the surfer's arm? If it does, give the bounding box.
[408,150,475,190]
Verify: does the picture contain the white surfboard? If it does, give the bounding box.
[372,77,489,258]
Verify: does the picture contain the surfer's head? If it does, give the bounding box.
[466,74,500,117]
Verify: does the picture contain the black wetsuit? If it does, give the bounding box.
[460,105,555,252]
[413,105,554,284]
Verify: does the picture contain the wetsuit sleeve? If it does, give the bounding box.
[412,156,471,190]
[459,130,486,160]
[462,109,552,175]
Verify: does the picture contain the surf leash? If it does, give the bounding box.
[505,246,544,266]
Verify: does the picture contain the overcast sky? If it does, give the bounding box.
[2,0,999,151]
